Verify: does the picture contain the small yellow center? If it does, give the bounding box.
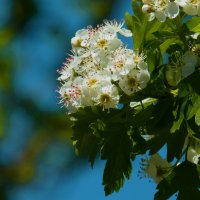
[87,79,97,87]
[159,0,167,7]
[192,44,200,55]
[114,61,124,68]
[100,94,111,103]
[190,0,197,4]
[97,39,107,48]
[128,77,137,87]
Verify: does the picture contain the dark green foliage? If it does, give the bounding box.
[101,124,133,195]
[71,0,200,198]
[155,161,200,200]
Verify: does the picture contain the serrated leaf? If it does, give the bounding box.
[147,98,174,154]
[155,161,200,200]
[71,108,100,167]
[101,125,133,195]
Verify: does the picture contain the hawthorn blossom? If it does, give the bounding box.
[139,153,172,183]
[142,0,180,22]
[119,68,150,95]
[176,0,200,16]
[58,20,150,113]
[93,83,120,110]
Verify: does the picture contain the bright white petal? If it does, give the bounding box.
[155,11,166,22]
[167,2,180,19]
[183,5,198,16]
[119,28,132,37]
[149,13,155,21]
[175,0,187,7]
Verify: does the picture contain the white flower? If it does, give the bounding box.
[139,153,172,183]
[142,0,180,22]
[58,77,85,113]
[190,32,200,39]
[176,0,200,16]
[71,29,92,56]
[81,73,112,106]
[108,48,135,81]
[119,68,150,95]
[103,20,132,37]
[58,20,150,114]
[93,83,120,110]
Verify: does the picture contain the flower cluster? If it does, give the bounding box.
[58,21,150,113]
[142,0,200,22]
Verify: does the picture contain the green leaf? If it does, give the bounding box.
[170,113,184,134]
[167,122,188,162]
[155,161,200,200]
[160,38,182,54]
[186,16,200,33]
[132,0,143,22]
[147,98,174,154]
[125,12,134,31]
[183,69,200,95]
[155,168,178,200]
[195,108,200,126]
[71,108,100,167]
[101,124,133,195]
[125,1,149,50]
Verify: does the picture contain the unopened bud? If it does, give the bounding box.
[71,36,82,48]
[142,4,154,13]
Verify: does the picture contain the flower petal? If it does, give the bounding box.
[167,2,179,19]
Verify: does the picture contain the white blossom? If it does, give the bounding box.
[142,0,180,22]
[93,83,120,110]
[108,48,135,81]
[139,153,172,183]
[176,0,200,16]
[119,68,150,95]
[58,20,150,113]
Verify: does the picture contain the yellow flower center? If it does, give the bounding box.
[100,94,111,103]
[97,39,107,48]
[87,78,97,87]
[114,61,124,68]
[128,77,137,87]
[189,0,197,4]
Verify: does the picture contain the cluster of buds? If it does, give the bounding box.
[58,20,150,113]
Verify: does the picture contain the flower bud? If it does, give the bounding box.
[71,36,82,48]
[165,65,181,88]
[142,4,154,13]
